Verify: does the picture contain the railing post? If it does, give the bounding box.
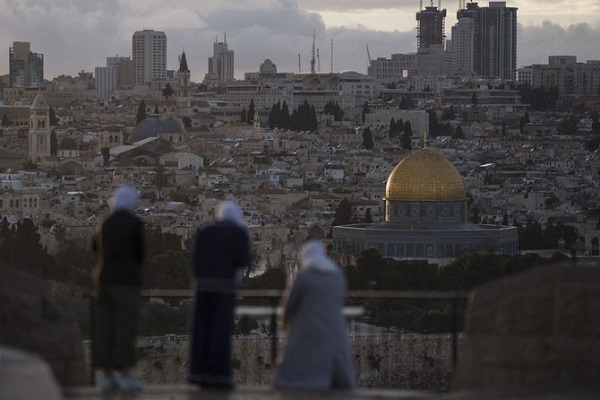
[451,296,458,371]
[270,307,278,364]
[89,296,96,385]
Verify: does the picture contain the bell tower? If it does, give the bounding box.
[28,91,52,162]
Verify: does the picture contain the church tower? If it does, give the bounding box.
[176,51,191,116]
[28,91,52,162]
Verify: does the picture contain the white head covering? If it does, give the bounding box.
[299,240,338,273]
[215,201,246,228]
[110,185,138,213]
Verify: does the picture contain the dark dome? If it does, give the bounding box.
[131,115,185,142]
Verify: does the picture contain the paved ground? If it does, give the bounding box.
[63,385,434,399]
[4,346,599,400]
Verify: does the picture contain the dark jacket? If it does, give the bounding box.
[191,220,251,284]
[93,210,145,287]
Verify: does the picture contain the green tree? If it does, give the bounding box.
[247,99,256,125]
[101,147,110,166]
[362,101,370,124]
[162,83,173,99]
[49,106,58,126]
[240,108,247,123]
[332,198,353,226]
[144,250,190,289]
[50,130,58,157]
[153,164,169,200]
[364,208,373,223]
[453,125,464,139]
[136,100,147,124]
[362,126,374,149]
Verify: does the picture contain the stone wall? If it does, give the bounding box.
[83,333,457,392]
[453,262,600,391]
[0,263,87,387]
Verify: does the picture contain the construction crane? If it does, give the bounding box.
[366,44,372,64]
[330,38,334,73]
[317,48,320,73]
[310,29,316,75]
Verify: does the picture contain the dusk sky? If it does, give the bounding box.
[1,0,599,81]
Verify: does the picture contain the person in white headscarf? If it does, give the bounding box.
[93,185,145,392]
[274,240,356,390]
[188,201,252,390]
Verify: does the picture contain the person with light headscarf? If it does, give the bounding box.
[188,201,251,390]
[92,185,145,392]
[274,240,356,390]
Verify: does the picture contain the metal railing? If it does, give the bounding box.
[88,289,468,385]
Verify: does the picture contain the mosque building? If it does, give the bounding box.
[332,141,518,266]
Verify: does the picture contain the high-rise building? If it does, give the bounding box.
[132,30,167,85]
[96,56,133,101]
[416,4,447,50]
[451,1,518,80]
[208,34,234,82]
[9,41,44,88]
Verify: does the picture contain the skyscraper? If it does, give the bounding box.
[452,1,518,80]
[9,41,44,88]
[416,4,447,50]
[208,35,234,82]
[132,30,167,85]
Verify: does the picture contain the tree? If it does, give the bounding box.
[101,147,110,166]
[153,164,169,200]
[49,106,58,126]
[162,83,173,99]
[557,115,579,135]
[332,198,353,226]
[240,108,247,123]
[50,130,58,157]
[453,125,464,139]
[400,121,412,151]
[362,101,370,124]
[182,116,191,128]
[136,100,147,124]
[471,92,478,105]
[362,127,374,149]
[1,114,9,127]
[247,99,256,125]
[364,208,373,223]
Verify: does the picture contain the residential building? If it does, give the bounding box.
[208,34,234,82]
[9,41,44,88]
[132,30,167,85]
[450,1,518,80]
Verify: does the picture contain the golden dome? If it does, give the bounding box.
[385,148,465,202]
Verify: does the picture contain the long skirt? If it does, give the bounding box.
[94,285,140,370]
[188,290,236,388]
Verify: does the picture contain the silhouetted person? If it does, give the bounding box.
[93,185,144,392]
[188,201,251,389]
[274,240,356,389]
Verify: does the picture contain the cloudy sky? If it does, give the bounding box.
[1,0,599,81]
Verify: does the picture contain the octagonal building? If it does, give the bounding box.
[332,147,518,266]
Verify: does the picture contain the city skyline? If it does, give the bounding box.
[0,0,599,82]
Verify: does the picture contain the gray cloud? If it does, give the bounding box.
[0,0,598,82]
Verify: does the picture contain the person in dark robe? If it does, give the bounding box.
[274,240,356,390]
[93,185,145,392]
[188,201,251,389]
